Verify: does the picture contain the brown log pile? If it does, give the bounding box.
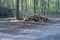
[23,14,50,22]
[3,13,50,23]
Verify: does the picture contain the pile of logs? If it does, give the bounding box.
[23,13,50,22]
[4,13,50,23]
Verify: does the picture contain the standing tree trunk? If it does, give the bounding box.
[7,0,10,8]
[43,0,46,15]
[34,0,36,13]
[25,0,27,12]
[48,0,49,11]
[25,0,28,16]
[0,0,1,14]
[56,0,59,14]
[11,0,14,8]
[58,0,59,9]
[40,0,44,13]
[36,0,38,12]
[0,0,1,7]
[6,0,10,17]
[16,0,20,20]
[21,0,23,11]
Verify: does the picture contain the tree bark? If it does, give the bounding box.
[48,0,49,11]
[40,0,44,13]
[7,0,10,8]
[16,0,20,20]
[34,0,36,13]
[21,0,23,11]
[25,0,27,12]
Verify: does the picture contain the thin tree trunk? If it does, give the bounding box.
[21,0,23,11]
[48,0,49,11]
[56,0,59,13]
[36,0,38,12]
[0,0,1,7]
[11,0,14,8]
[40,0,44,13]
[25,0,27,12]
[16,0,20,20]
[56,0,58,13]
[58,0,59,9]
[34,0,36,13]
[43,1,46,15]
[7,0,10,8]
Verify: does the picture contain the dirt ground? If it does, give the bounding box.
[0,18,60,40]
[0,13,60,40]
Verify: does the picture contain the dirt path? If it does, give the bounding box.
[0,19,60,40]
[0,13,60,40]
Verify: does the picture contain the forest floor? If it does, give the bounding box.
[0,13,60,40]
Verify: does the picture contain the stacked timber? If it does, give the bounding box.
[23,13,50,22]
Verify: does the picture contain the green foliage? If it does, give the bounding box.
[0,0,60,17]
